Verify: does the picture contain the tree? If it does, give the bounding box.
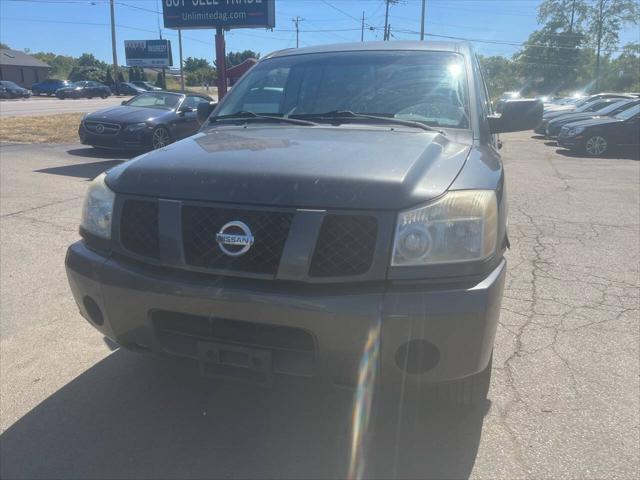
[588,0,639,90]
[538,0,589,32]
[77,53,106,68]
[104,67,114,86]
[516,24,586,93]
[185,67,216,87]
[183,57,211,73]
[478,55,521,100]
[0,42,10,49]
[31,52,76,79]
[225,50,260,68]
[68,66,106,82]
[155,70,166,89]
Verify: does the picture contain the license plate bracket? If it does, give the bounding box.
[197,342,273,387]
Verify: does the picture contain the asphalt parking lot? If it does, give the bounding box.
[0,96,132,117]
[0,133,638,479]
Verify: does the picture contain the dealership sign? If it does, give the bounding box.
[124,40,173,67]
[162,0,275,29]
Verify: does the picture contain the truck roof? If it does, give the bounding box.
[265,41,473,59]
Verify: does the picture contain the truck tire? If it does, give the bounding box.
[432,353,492,405]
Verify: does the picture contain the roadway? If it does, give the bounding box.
[0,96,132,117]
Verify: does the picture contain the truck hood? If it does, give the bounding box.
[85,106,170,124]
[106,125,472,210]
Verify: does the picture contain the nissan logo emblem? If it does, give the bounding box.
[215,221,254,257]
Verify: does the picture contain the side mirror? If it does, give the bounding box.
[121,100,127,105]
[178,105,193,115]
[489,99,543,134]
[197,101,218,124]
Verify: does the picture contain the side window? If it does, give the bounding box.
[184,96,207,110]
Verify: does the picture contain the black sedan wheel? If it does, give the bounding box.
[101,93,108,99]
[151,126,171,149]
[584,135,608,156]
[32,89,40,96]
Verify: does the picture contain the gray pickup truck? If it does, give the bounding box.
[66,41,541,405]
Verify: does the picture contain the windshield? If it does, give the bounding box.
[0,81,20,88]
[596,100,630,115]
[216,51,470,129]
[124,92,181,109]
[613,103,640,120]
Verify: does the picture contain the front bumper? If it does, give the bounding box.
[78,124,151,151]
[558,133,582,149]
[66,241,505,389]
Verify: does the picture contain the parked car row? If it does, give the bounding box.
[21,78,164,99]
[534,93,640,157]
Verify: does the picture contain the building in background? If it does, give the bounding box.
[0,49,51,88]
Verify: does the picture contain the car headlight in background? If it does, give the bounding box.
[80,172,115,239]
[392,190,498,266]
[124,122,149,132]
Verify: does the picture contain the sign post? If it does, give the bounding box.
[215,28,227,99]
[161,0,275,101]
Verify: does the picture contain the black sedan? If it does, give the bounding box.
[545,99,639,138]
[114,82,147,96]
[558,103,640,156]
[132,81,161,91]
[56,81,111,99]
[0,80,31,99]
[78,91,212,151]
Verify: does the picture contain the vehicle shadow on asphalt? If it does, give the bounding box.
[34,160,123,180]
[555,148,640,161]
[0,350,488,480]
[66,147,134,160]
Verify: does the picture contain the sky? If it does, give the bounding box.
[0,0,638,65]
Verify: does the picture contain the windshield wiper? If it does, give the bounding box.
[210,111,318,126]
[290,110,445,134]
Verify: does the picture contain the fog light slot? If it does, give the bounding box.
[395,339,440,374]
[83,296,104,326]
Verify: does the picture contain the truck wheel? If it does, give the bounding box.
[432,353,492,405]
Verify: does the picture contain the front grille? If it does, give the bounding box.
[310,215,378,277]
[182,206,293,275]
[153,311,316,377]
[120,199,160,259]
[84,121,120,135]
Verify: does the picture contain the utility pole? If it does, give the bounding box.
[361,11,365,42]
[420,0,426,40]
[293,16,303,48]
[595,0,603,91]
[178,29,184,92]
[109,0,118,86]
[569,0,576,33]
[383,0,390,41]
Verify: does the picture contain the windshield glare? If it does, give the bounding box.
[216,51,470,129]
[125,92,181,109]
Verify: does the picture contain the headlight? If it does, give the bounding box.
[125,122,148,132]
[80,172,115,239]
[392,190,498,266]
[567,126,584,136]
